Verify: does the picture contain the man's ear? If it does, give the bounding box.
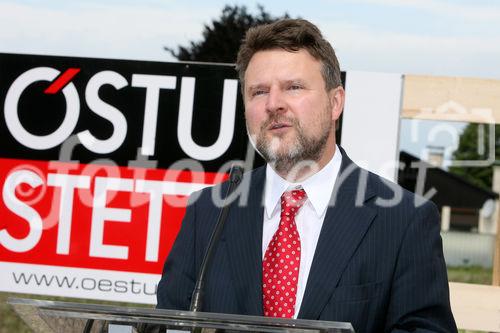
[329,86,345,122]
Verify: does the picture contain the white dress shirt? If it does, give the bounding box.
[262,145,342,318]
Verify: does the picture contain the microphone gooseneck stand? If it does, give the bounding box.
[190,165,243,313]
[139,166,243,333]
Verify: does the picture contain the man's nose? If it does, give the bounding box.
[265,87,286,114]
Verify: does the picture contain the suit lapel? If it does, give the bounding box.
[298,150,377,319]
[224,167,265,316]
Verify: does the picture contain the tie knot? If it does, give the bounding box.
[281,188,307,216]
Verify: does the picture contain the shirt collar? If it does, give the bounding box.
[264,145,342,219]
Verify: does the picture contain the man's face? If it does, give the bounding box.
[244,49,342,174]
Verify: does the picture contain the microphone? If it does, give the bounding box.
[189,165,244,313]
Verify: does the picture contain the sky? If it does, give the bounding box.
[1,0,499,164]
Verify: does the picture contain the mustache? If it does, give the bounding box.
[260,115,299,131]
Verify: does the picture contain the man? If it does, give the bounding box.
[157,19,457,332]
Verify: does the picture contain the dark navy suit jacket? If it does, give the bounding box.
[157,148,457,333]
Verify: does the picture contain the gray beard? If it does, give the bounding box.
[255,118,331,175]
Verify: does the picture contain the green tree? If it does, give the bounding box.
[166,4,290,63]
[449,123,500,190]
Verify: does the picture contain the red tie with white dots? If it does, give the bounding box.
[262,188,307,318]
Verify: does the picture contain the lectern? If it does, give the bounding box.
[9,297,354,333]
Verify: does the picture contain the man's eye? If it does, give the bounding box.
[289,84,302,90]
[252,90,267,96]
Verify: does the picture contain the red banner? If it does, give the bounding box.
[0,158,226,274]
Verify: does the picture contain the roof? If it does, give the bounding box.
[398,151,499,209]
